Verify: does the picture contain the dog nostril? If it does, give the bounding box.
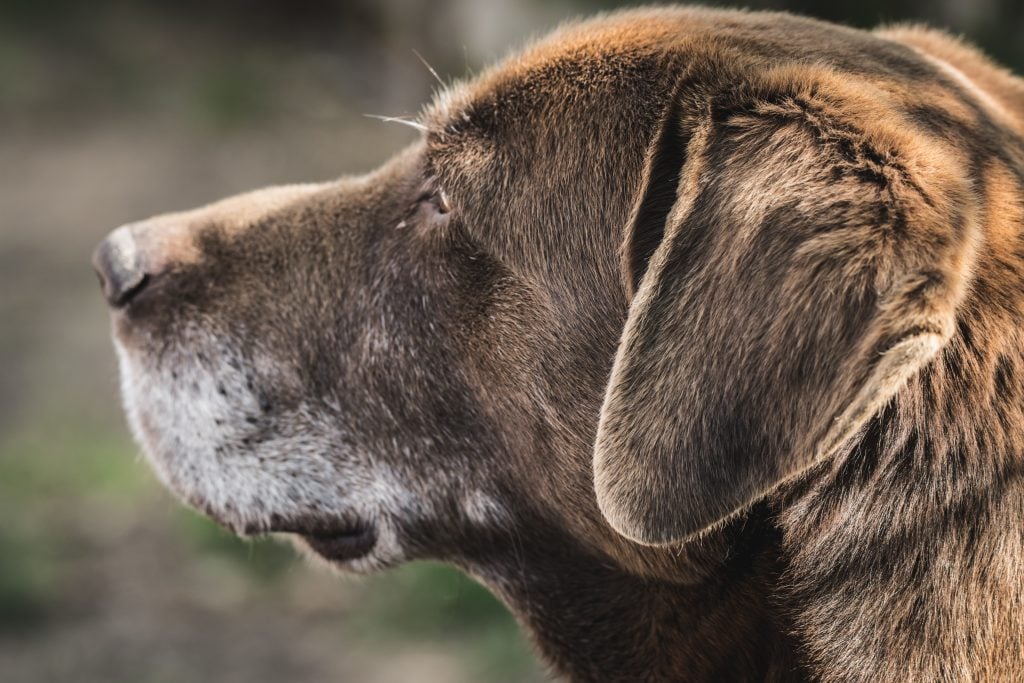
[92,225,149,307]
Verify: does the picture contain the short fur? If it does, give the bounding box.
[95,7,1024,681]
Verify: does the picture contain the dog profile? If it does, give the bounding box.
[94,7,1024,681]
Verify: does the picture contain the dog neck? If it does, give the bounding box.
[456,508,806,682]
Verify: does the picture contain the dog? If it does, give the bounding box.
[94,7,1024,681]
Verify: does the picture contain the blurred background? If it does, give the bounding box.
[0,1,1020,681]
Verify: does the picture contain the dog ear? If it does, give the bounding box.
[594,97,977,545]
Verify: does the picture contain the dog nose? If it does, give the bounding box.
[93,225,148,307]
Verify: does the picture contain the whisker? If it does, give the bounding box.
[413,48,446,87]
[364,114,428,132]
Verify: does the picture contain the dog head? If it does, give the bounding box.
[94,11,702,575]
[94,7,990,581]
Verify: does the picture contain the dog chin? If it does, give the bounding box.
[112,335,413,575]
[170,482,405,574]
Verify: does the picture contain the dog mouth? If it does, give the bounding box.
[257,517,378,563]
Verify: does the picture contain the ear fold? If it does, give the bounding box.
[595,102,977,546]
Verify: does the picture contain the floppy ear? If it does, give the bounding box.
[594,97,977,545]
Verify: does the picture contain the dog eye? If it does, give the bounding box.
[435,189,451,214]
[400,181,453,230]
[415,186,451,215]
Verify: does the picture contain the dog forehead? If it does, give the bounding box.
[423,9,691,132]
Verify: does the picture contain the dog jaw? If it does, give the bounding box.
[111,321,424,572]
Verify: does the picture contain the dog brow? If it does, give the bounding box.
[420,79,474,136]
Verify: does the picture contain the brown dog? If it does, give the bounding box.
[93,7,1024,681]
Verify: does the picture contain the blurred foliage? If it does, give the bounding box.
[0,417,145,504]
[189,64,273,130]
[0,526,56,631]
[0,417,140,627]
[354,562,539,682]
[177,514,297,584]
[357,562,514,637]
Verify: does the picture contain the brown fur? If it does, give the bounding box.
[94,7,1024,681]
